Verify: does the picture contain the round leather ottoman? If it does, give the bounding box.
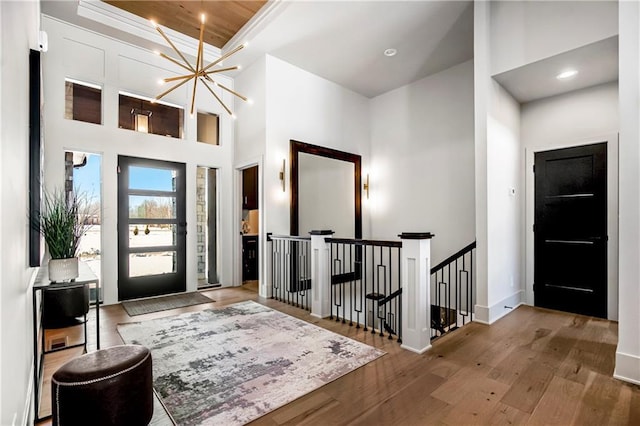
[51,345,153,426]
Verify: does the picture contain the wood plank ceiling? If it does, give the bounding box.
[103,1,268,48]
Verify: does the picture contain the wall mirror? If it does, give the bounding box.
[290,140,362,238]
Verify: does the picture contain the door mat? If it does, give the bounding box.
[122,292,214,316]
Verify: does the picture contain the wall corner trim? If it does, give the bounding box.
[613,351,640,386]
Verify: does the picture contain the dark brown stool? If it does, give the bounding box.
[51,345,153,426]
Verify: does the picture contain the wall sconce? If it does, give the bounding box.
[279,159,286,192]
[363,174,370,199]
[131,108,152,133]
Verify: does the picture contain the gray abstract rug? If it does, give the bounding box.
[122,292,214,316]
[118,301,385,425]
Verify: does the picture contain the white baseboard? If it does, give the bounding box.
[474,290,524,325]
[401,343,432,355]
[614,351,640,385]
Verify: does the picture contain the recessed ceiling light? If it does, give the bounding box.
[556,69,578,80]
[384,48,397,57]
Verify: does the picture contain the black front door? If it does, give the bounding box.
[118,156,187,300]
[534,143,607,318]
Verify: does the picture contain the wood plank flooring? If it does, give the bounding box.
[36,286,640,425]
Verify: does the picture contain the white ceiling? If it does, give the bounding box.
[41,1,618,102]
[493,36,619,104]
[41,0,474,99]
[231,0,474,98]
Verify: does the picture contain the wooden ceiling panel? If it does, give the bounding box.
[103,1,267,48]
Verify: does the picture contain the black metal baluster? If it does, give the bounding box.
[329,242,337,319]
[470,250,474,321]
[429,242,476,339]
[397,246,402,340]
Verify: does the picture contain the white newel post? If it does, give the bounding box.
[310,230,334,318]
[399,232,434,354]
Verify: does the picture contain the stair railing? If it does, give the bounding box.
[267,234,312,311]
[267,232,474,348]
[430,241,476,339]
[327,237,403,342]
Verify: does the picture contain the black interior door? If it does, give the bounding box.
[118,156,186,300]
[534,143,607,318]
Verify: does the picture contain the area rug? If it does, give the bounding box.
[122,292,214,316]
[117,301,385,425]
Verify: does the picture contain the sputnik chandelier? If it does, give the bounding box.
[151,14,248,117]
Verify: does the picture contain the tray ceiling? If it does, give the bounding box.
[103,0,267,48]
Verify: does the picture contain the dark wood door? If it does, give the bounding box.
[117,156,187,300]
[242,166,258,210]
[534,143,607,318]
[242,235,258,281]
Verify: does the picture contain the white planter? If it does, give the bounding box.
[49,257,79,282]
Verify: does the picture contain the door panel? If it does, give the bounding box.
[534,143,607,318]
[118,156,186,300]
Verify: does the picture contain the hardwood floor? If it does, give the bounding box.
[37,287,640,425]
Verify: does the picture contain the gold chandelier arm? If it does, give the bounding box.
[164,73,196,83]
[156,75,193,101]
[215,82,248,102]
[190,78,198,116]
[189,14,206,116]
[195,15,205,75]
[204,66,240,75]
[202,43,245,73]
[158,52,193,73]
[153,23,196,73]
[200,78,232,116]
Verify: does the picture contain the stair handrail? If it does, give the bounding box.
[430,241,476,274]
[268,234,311,242]
[325,237,402,248]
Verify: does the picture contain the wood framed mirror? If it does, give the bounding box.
[290,140,362,238]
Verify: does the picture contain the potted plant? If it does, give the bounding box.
[32,188,93,282]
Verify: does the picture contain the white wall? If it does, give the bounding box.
[235,55,267,165]
[263,55,371,300]
[474,2,524,323]
[1,1,41,424]
[234,55,371,296]
[616,0,640,385]
[521,82,619,320]
[41,16,238,303]
[264,55,371,237]
[485,79,523,322]
[234,56,267,289]
[521,83,618,144]
[490,0,618,75]
[475,1,524,324]
[474,0,491,324]
[369,60,475,264]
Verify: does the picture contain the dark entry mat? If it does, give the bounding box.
[122,292,214,316]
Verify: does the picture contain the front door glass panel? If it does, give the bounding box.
[118,156,186,300]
